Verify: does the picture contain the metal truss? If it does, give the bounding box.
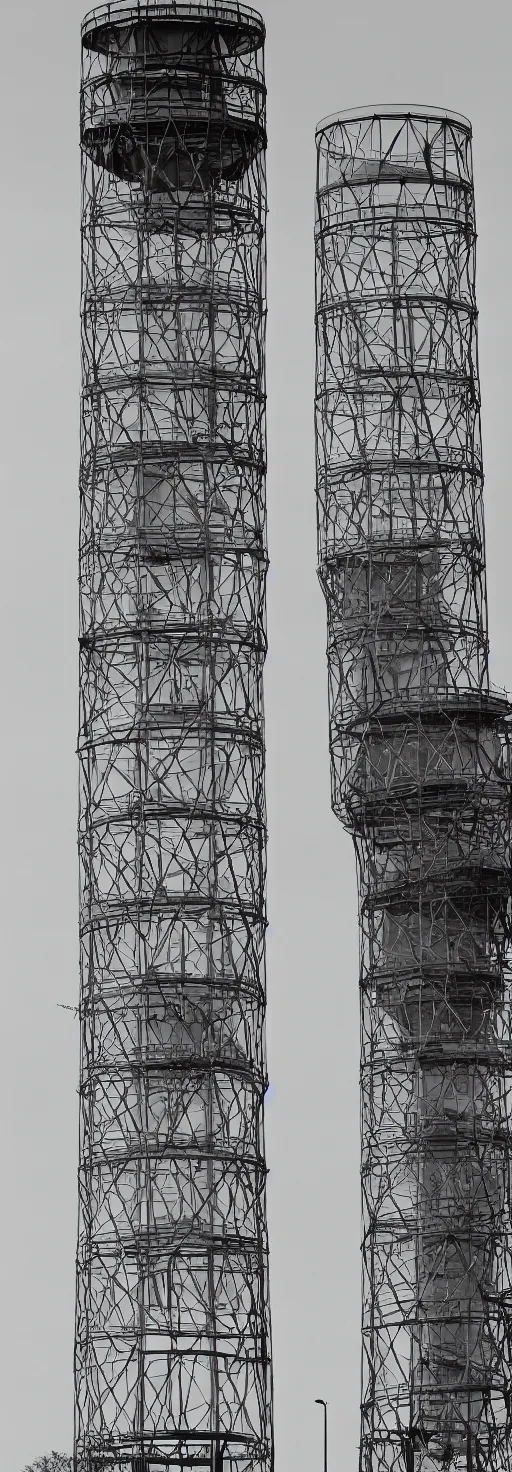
[315,107,512,1472]
[76,6,271,1471]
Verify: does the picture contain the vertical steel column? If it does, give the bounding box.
[315,107,512,1472]
[77,6,272,1471]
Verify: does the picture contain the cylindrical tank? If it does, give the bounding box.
[315,106,512,1472]
[76,6,272,1472]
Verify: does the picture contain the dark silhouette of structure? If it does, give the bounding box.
[76,5,272,1471]
[315,107,512,1472]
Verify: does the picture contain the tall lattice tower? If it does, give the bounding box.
[315,107,512,1472]
[76,5,272,1471]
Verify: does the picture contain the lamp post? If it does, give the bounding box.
[314,1399,327,1472]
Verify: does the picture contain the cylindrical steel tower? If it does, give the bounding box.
[76,6,271,1471]
[315,107,512,1472]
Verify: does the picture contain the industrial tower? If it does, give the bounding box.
[76,5,272,1471]
[315,108,512,1472]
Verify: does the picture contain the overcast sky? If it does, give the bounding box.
[2,0,512,1468]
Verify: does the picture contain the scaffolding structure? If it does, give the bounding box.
[315,108,512,1472]
[76,5,272,1470]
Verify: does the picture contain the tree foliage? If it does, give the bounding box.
[23,1455,72,1472]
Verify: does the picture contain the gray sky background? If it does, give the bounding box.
[2,0,512,1467]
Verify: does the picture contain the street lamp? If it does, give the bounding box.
[314,1398,327,1472]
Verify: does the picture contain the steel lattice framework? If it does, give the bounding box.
[76,5,272,1471]
[315,107,512,1472]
